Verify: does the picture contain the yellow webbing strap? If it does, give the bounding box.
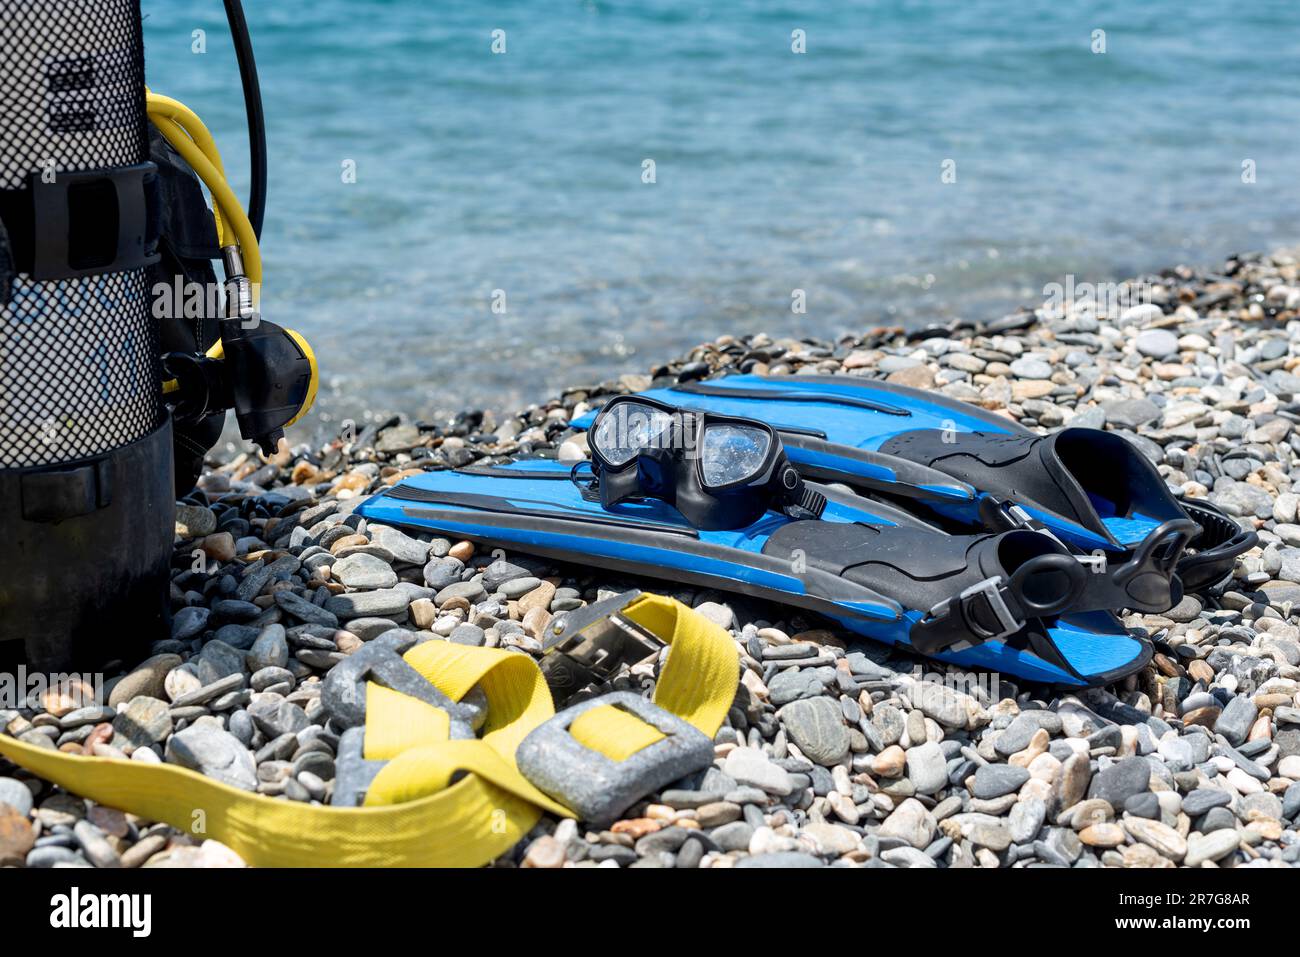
[623,593,738,737]
[0,594,737,867]
[571,705,666,760]
[360,681,450,760]
[569,594,740,762]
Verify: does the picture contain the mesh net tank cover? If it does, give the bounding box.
[0,0,161,468]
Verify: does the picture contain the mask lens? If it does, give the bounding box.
[701,424,771,487]
[593,402,674,467]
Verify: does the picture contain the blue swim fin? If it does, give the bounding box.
[358,459,1152,687]
[572,373,1255,599]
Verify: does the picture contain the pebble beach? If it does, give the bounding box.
[4,247,1300,869]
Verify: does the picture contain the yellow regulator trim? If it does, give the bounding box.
[284,327,319,426]
[159,329,317,429]
[0,595,738,867]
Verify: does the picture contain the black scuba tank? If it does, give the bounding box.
[0,0,173,671]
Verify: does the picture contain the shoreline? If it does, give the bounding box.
[3,246,1300,869]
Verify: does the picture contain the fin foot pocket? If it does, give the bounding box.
[1175,499,1259,593]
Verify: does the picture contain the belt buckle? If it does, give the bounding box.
[540,589,665,702]
[320,630,479,738]
[516,691,714,825]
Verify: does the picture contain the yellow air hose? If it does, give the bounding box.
[150,90,278,405]
[146,90,262,287]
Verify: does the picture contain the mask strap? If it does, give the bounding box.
[772,458,826,520]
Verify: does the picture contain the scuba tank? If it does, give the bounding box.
[0,0,172,671]
[0,0,319,672]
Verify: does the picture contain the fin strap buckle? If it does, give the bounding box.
[983,495,1071,549]
[911,576,1025,655]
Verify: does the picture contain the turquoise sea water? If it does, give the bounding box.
[142,0,1300,431]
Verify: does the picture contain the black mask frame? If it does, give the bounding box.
[587,395,826,531]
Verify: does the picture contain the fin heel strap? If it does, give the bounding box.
[909,552,1085,656]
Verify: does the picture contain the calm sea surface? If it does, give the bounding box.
[143,0,1300,435]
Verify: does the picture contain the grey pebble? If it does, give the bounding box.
[1087,756,1151,807]
[434,580,487,606]
[779,697,850,766]
[767,669,825,706]
[0,777,34,816]
[972,763,1030,800]
[165,724,257,791]
[1213,695,1257,747]
[1182,788,1232,817]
